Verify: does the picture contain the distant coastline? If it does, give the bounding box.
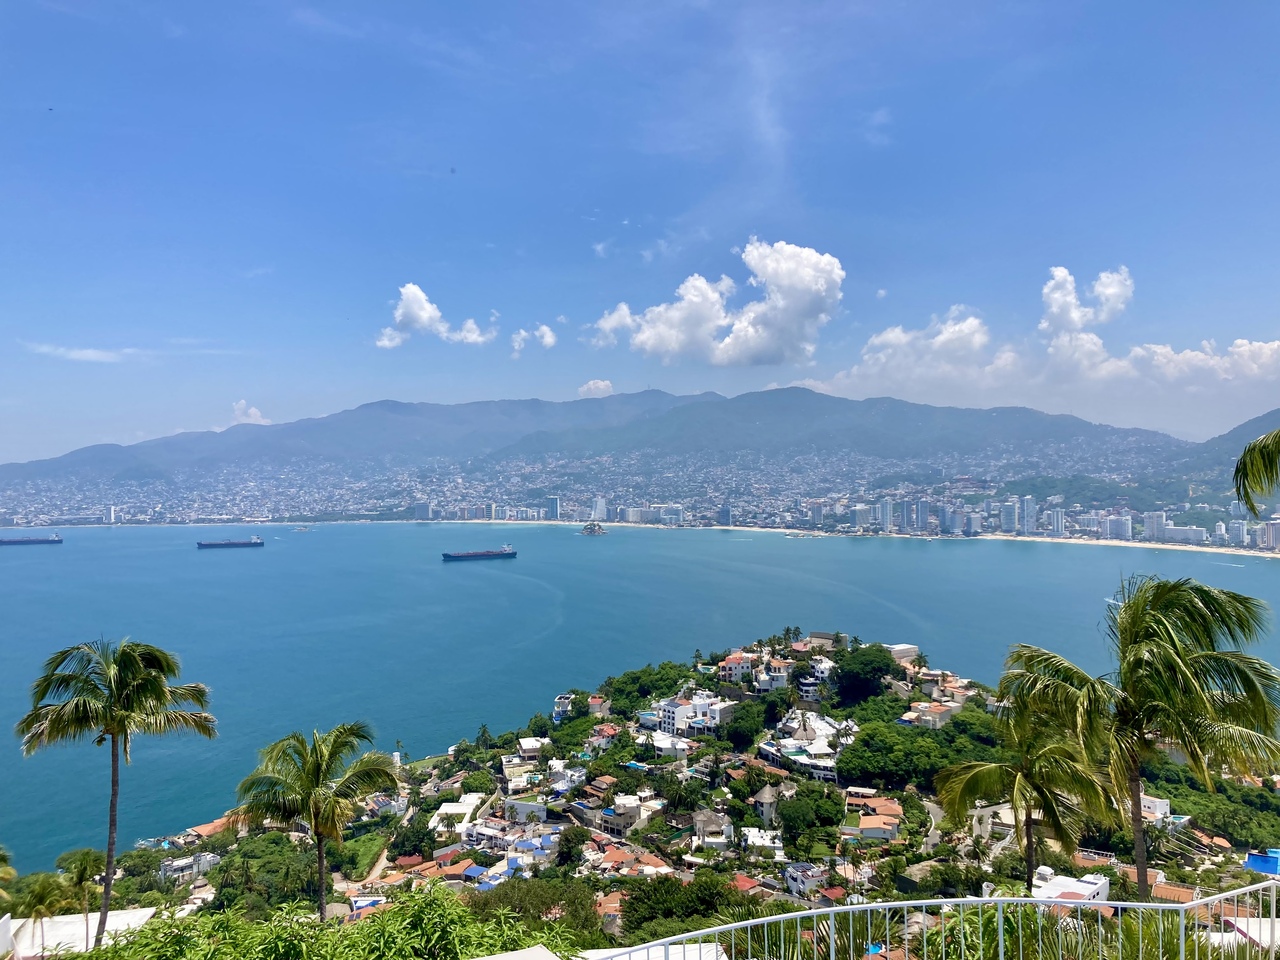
[15,518,1278,562]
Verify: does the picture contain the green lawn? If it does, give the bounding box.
[343,832,388,880]
[406,755,446,772]
[843,811,861,828]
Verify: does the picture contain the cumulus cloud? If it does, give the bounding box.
[592,238,844,366]
[876,289,887,299]
[511,324,557,358]
[1037,265,1136,379]
[231,400,271,425]
[578,379,614,398]
[376,283,497,349]
[23,342,143,363]
[799,264,1280,439]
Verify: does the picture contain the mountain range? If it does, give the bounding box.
[2,388,1276,486]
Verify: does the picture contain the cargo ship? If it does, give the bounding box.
[197,536,265,549]
[0,534,63,546]
[442,544,516,562]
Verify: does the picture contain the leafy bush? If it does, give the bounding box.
[85,883,578,959]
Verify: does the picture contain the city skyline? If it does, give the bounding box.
[5,3,1280,461]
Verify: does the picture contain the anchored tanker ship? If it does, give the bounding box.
[442,544,516,562]
[0,534,62,546]
[197,536,265,549]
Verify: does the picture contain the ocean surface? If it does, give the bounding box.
[2,522,1278,870]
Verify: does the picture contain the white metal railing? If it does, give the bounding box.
[599,881,1280,960]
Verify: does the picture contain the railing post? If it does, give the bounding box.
[1179,904,1186,960]
[997,901,1005,960]
[665,941,670,960]
[1271,881,1277,960]
[829,910,837,960]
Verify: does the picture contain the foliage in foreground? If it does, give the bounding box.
[84,883,577,960]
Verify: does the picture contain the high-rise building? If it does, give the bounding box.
[1050,508,1066,536]
[964,512,984,536]
[1142,512,1166,542]
[1102,516,1132,540]
[915,499,930,532]
[878,499,895,530]
[812,504,825,524]
[1020,496,1037,534]
[1164,524,1207,544]
[1000,501,1019,534]
[105,505,119,524]
[545,496,560,521]
[592,497,608,521]
[413,503,432,520]
[1228,519,1249,546]
[719,505,733,526]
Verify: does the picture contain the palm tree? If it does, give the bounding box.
[231,721,398,918]
[911,653,929,672]
[61,849,105,951]
[1000,575,1280,897]
[935,711,1111,892]
[0,843,15,901]
[18,873,75,957]
[1233,428,1280,516]
[15,638,215,947]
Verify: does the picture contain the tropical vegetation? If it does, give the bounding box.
[230,720,399,917]
[935,708,1112,891]
[14,638,216,947]
[998,575,1280,896]
[1234,426,1280,516]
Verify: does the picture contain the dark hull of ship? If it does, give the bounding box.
[441,551,517,561]
[197,540,265,549]
[0,536,62,546]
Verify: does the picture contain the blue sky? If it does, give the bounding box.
[3,2,1279,460]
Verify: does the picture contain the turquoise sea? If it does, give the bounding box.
[2,522,1278,870]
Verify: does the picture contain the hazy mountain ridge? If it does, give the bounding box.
[4,387,1275,488]
[491,388,1186,461]
[0,390,723,482]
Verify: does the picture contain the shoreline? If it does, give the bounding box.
[21,518,1279,560]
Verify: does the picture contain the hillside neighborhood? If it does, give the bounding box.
[19,623,1272,956]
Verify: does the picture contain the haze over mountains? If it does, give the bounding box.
[1,388,1275,486]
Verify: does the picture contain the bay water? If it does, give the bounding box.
[2,522,1278,870]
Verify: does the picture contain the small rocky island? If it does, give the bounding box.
[581,521,607,536]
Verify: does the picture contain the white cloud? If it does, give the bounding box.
[511,323,557,358]
[800,264,1280,439]
[876,289,887,299]
[578,379,614,398]
[593,240,613,258]
[231,400,271,425]
[592,237,845,366]
[376,283,498,349]
[23,342,143,363]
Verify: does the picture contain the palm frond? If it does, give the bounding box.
[1234,427,1280,517]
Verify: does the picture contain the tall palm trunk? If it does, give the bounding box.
[95,733,120,947]
[1129,773,1149,899]
[315,833,327,919]
[1024,814,1036,893]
